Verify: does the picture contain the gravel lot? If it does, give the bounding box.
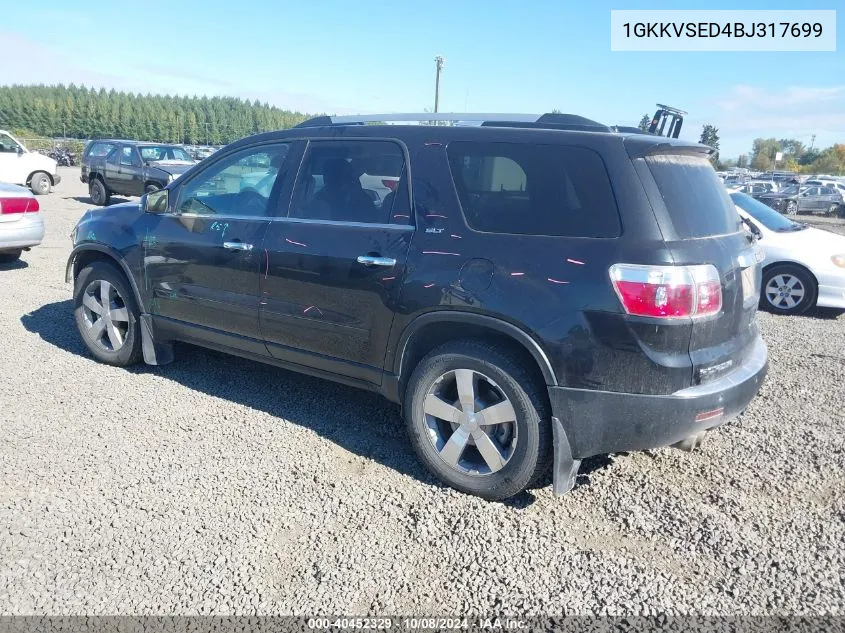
[1,167,843,617]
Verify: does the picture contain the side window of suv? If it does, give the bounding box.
[176,143,291,218]
[289,140,407,224]
[87,142,115,158]
[120,146,139,167]
[446,142,621,238]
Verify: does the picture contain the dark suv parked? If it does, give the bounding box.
[80,140,196,205]
[66,113,768,500]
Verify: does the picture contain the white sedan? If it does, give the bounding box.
[731,192,845,315]
[0,182,44,263]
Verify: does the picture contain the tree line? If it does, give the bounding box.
[0,84,312,145]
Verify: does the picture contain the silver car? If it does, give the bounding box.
[0,182,44,263]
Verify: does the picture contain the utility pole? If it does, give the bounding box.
[203,122,211,146]
[810,134,816,151]
[434,56,445,114]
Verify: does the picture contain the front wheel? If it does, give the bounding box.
[825,203,839,217]
[762,264,817,316]
[785,200,798,215]
[73,262,142,366]
[89,179,110,206]
[29,172,51,195]
[145,184,161,194]
[404,340,552,500]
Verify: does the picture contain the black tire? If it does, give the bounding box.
[73,261,142,366]
[89,178,110,206]
[785,200,798,216]
[29,172,51,195]
[825,204,838,217]
[0,250,22,263]
[404,339,552,500]
[145,184,161,194]
[761,264,817,316]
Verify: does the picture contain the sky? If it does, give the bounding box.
[0,0,842,158]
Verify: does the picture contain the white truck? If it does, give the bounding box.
[0,130,61,195]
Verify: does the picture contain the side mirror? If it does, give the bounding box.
[16,146,24,155]
[144,188,170,213]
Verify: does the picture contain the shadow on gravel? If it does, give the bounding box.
[66,195,134,206]
[21,299,437,488]
[0,259,29,270]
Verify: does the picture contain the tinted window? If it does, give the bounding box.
[821,187,835,195]
[87,142,115,157]
[730,192,797,231]
[139,146,193,162]
[119,146,138,166]
[644,154,741,238]
[289,140,406,224]
[0,133,21,153]
[177,143,291,217]
[447,142,621,237]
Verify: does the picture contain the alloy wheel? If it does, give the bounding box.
[80,279,130,351]
[422,368,518,476]
[765,273,805,310]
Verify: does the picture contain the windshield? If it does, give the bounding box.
[139,146,193,162]
[730,192,800,232]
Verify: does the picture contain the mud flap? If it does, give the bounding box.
[140,313,173,366]
[552,416,582,496]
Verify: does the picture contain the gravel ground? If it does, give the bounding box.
[1,167,844,616]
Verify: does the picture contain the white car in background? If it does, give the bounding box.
[0,130,62,195]
[0,182,44,263]
[731,192,845,315]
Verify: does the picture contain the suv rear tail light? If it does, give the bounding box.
[381,179,398,192]
[0,197,39,215]
[609,264,722,319]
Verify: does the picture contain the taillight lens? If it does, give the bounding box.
[0,197,39,214]
[381,179,398,192]
[609,264,722,319]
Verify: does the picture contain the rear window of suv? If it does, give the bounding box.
[645,154,741,238]
[86,142,115,158]
[446,142,621,238]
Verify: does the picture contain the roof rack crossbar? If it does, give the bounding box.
[294,112,609,130]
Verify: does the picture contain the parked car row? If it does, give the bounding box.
[746,184,844,217]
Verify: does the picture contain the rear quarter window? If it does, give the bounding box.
[446,141,621,238]
[86,142,116,158]
[644,154,741,239]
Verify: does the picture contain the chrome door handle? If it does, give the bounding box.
[223,241,253,251]
[357,255,396,267]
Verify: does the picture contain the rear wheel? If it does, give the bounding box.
[73,262,142,366]
[404,340,552,500]
[89,179,110,206]
[762,264,817,315]
[0,250,22,263]
[29,172,51,195]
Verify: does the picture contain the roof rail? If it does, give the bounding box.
[294,112,609,131]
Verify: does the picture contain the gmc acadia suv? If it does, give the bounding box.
[66,113,768,500]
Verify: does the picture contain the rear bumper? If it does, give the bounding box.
[549,335,768,459]
[0,214,44,251]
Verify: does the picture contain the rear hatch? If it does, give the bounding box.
[632,147,762,386]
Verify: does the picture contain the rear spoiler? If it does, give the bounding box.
[624,136,713,160]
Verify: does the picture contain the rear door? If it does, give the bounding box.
[259,138,413,385]
[636,151,761,384]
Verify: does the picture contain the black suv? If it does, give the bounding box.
[80,140,196,205]
[66,113,768,500]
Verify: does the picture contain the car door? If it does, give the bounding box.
[103,147,125,195]
[117,146,145,196]
[260,138,413,385]
[800,186,821,213]
[0,132,27,185]
[142,141,296,354]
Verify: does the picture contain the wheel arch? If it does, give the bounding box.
[762,260,819,287]
[392,312,557,403]
[66,245,145,311]
[26,170,54,185]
